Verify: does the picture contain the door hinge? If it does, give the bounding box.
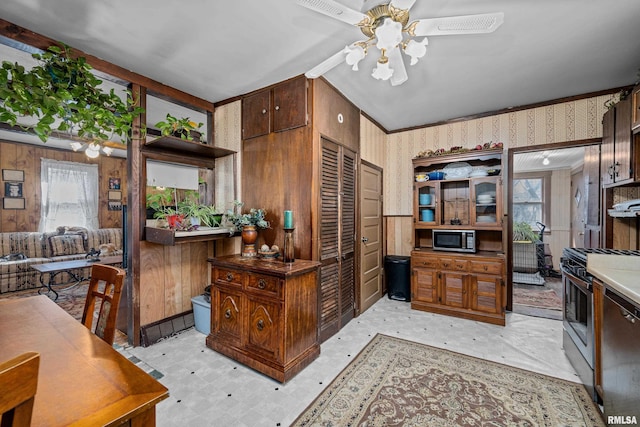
[501,279,505,287]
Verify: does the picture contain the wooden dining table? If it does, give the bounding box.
[0,295,169,426]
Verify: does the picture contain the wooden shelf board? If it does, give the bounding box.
[144,135,236,158]
[145,226,236,245]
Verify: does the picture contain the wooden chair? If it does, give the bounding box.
[0,352,40,427]
[81,264,125,346]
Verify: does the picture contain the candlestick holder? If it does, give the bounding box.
[283,227,295,263]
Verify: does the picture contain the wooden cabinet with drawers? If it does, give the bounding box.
[411,250,506,325]
[206,255,321,382]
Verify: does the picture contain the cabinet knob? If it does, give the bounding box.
[257,279,266,289]
[484,266,488,271]
[224,309,231,319]
[226,272,234,281]
[257,319,265,331]
[275,105,280,111]
[261,108,267,114]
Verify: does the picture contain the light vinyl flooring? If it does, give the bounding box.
[123,296,582,427]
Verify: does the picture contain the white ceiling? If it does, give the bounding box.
[513,147,586,173]
[1,0,640,132]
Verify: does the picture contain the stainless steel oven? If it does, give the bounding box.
[560,247,640,402]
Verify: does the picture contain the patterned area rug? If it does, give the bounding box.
[292,334,604,427]
[513,288,562,310]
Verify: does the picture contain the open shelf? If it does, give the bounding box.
[145,226,237,245]
[144,135,236,159]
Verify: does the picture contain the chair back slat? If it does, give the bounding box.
[81,264,125,346]
[0,351,40,427]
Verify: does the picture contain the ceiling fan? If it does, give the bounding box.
[298,0,504,86]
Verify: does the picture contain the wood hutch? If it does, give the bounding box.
[411,148,507,326]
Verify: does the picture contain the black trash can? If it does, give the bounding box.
[385,255,411,302]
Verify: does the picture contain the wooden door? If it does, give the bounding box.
[440,272,466,308]
[359,162,382,314]
[412,267,439,304]
[470,275,502,314]
[318,139,356,342]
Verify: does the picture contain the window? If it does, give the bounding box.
[39,159,99,231]
[513,172,550,228]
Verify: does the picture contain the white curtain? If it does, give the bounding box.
[39,159,99,231]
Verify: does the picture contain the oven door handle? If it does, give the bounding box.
[560,267,592,291]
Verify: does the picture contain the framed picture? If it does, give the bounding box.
[4,182,23,198]
[2,169,24,182]
[108,177,121,190]
[108,201,122,211]
[3,198,25,210]
[108,190,122,200]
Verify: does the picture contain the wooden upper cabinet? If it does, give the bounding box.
[242,90,271,140]
[601,98,633,186]
[631,84,640,132]
[242,76,307,140]
[273,76,307,133]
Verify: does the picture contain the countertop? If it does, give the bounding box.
[587,254,640,305]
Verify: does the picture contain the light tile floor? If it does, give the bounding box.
[124,297,581,427]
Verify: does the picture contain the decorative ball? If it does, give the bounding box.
[260,244,270,252]
[271,245,279,252]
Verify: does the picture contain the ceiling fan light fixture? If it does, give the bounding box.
[404,37,428,65]
[542,157,550,166]
[374,18,403,51]
[345,44,366,70]
[85,143,101,159]
[372,57,393,81]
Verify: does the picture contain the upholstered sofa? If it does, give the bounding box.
[0,227,122,294]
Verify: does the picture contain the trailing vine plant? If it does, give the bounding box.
[0,44,144,143]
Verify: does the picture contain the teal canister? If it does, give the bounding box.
[419,194,431,205]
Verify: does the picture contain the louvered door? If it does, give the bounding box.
[319,139,356,342]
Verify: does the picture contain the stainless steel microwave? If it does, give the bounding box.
[433,230,476,253]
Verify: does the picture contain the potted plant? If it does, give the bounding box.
[154,113,204,142]
[0,44,144,144]
[226,201,270,257]
[145,187,175,220]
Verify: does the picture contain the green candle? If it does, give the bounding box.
[284,210,293,229]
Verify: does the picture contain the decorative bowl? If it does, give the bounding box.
[415,174,428,182]
[259,250,280,259]
[427,171,445,180]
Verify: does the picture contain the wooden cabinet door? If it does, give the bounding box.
[440,271,466,308]
[247,296,281,362]
[470,176,501,228]
[415,182,438,225]
[613,98,632,182]
[601,108,615,186]
[340,147,356,327]
[470,274,502,314]
[632,85,640,131]
[411,267,439,304]
[273,76,307,133]
[214,287,243,346]
[242,90,270,140]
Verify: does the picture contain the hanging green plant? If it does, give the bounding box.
[0,44,144,143]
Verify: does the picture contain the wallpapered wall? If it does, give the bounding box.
[384,94,614,217]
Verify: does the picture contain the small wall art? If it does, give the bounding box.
[108,200,122,211]
[108,190,122,200]
[2,169,24,182]
[4,182,23,198]
[3,198,25,210]
[108,177,121,190]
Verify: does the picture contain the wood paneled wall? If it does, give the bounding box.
[0,140,126,232]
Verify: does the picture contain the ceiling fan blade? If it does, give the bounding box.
[305,47,348,78]
[389,0,416,11]
[388,47,408,86]
[297,0,368,26]
[412,12,504,36]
